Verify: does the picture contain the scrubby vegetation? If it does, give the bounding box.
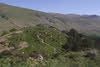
[63,29,95,51]
[0,26,99,67]
[0,30,9,36]
[0,3,100,67]
[9,28,17,32]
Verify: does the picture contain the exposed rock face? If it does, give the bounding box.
[15,31,23,34]
[37,34,44,43]
[37,54,44,61]
[87,49,98,56]
[19,42,29,48]
[0,45,14,53]
[0,37,7,43]
[85,49,98,59]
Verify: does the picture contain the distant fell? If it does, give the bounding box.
[0,3,100,35]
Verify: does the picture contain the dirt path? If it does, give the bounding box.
[0,30,23,53]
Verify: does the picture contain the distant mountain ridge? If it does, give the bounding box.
[0,3,100,35]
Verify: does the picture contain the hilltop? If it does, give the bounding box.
[0,3,100,35]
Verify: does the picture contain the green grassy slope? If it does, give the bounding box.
[8,26,68,57]
[0,26,99,67]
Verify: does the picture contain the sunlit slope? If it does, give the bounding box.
[0,3,100,35]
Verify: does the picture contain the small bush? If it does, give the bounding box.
[9,28,17,32]
[0,31,9,36]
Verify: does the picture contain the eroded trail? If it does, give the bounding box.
[0,30,23,53]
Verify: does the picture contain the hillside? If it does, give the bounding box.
[0,26,99,67]
[0,3,100,35]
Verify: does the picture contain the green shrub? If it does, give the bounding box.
[9,28,17,32]
[0,31,9,36]
[63,29,95,51]
[8,33,24,48]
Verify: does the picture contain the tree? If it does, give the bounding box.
[63,29,95,51]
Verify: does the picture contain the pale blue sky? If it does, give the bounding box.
[0,0,100,15]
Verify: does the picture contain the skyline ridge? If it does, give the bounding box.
[0,2,100,16]
[0,0,100,15]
